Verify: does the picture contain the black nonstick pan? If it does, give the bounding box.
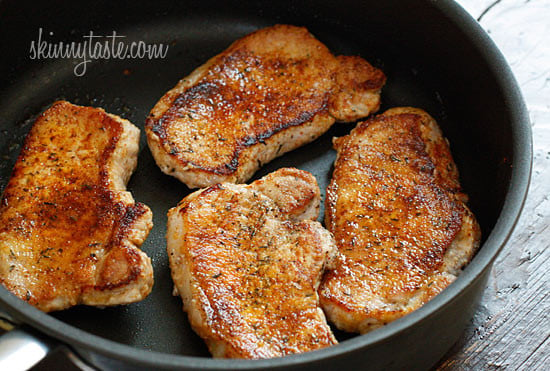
[0,0,532,369]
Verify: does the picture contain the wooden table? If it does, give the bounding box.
[436,0,550,369]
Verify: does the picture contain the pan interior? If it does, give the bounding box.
[0,2,513,357]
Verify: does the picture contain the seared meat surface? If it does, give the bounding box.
[146,24,385,188]
[319,107,481,333]
[0,101,153,312]
[167,168,337,358]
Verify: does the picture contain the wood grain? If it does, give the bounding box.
[437,0,550,369]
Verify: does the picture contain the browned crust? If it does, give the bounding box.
[167,169,336,358]
[147,81,328,176]
[94,203,149,291]
[0,101,153,311]
[145,25,385,186]
[319,108,480,331]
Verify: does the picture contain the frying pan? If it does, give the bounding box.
[0,0,532,369]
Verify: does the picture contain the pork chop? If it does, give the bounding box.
[167,168,337,358]
[319,107,481,333]
[0,101,154,312]
[146,24,385,188]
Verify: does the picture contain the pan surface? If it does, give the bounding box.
[0,0,531,369]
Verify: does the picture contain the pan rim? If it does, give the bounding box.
[0,0,533,369]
